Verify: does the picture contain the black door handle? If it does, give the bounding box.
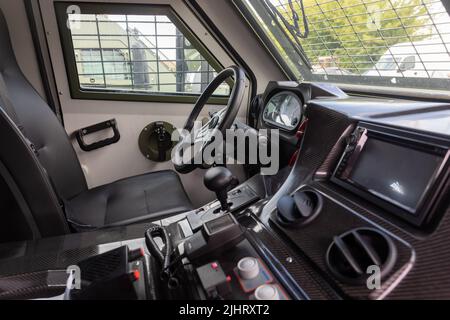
[76,119,120,152]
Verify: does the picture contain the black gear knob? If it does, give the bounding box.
[204,167,238,211]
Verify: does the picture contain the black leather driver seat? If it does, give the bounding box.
[65,171,192,230]
[0,11,192,236]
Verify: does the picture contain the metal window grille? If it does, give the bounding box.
[246,0,450,79]
[69,14,224,94]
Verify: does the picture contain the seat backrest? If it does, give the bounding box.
[0,108,70,237]
[0,10,87,201]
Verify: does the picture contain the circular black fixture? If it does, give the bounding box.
[138,121,176,162]
[326,228,397,285]
[276,190,321,227]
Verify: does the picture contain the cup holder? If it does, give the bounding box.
[276,190,322,228]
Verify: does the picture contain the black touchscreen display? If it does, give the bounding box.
[348,138,443,213]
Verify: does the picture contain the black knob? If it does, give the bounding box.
[204,167,238,211]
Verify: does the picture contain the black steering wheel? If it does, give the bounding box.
[173,66,246,174]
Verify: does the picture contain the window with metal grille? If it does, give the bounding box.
[234,0,450,91]
[56,3,230,102]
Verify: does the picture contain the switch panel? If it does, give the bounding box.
[196,261,231,299]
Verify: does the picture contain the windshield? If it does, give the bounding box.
[234,0,450,91]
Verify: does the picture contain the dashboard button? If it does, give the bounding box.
[255,284,280,300]
[237,257,260,280]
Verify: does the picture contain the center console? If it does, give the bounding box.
[0,171,299,301]
[147,212,296,300]
[139,168,300,301]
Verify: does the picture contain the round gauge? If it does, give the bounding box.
[263,91,303,131]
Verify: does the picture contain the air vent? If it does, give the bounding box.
[326,228,397,285]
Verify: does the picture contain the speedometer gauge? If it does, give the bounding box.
[263,91,303,131]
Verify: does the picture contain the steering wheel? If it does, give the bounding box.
[173,65,246,174]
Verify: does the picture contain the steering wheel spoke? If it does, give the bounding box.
[173,66,246,174]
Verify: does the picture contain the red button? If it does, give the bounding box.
[211,262,219,270]
[226,276,232,283]
[132,270,140,281]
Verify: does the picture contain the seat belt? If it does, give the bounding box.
[0,73,67,206]
[0,100,67,211]
[0,73,24,131]
[0,160,41,239]
[0,73,40,157]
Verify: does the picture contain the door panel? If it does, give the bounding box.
[40,0,250,207]
[64,102,244,207]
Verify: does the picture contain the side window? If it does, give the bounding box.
[56,4,230,102]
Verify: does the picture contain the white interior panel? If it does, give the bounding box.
[0,0,46,98]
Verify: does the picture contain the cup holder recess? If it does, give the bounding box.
[326,228,397,285]
[276,190,322,228]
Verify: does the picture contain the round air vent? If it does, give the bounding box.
[326,228,397,285]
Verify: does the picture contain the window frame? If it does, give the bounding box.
[55,2,231,104]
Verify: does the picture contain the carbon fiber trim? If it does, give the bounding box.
[260,96,450,299]
[269,185,415,300]
[241,216,341,300]
[0,271,66,300]
[317,182,450,299]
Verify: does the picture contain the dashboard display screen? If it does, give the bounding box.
[348,138,444,213]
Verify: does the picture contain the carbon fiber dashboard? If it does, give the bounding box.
[258,83,450,299]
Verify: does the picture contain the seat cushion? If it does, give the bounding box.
[65,170,193,229]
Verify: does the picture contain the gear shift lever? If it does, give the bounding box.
[204,167,239,211]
